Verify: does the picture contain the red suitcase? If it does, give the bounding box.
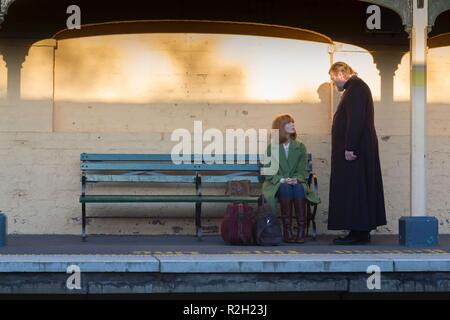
[221,203,255,245]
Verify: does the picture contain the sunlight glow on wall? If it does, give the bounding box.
[5,34,404,106]
[0,56,6,98]
[393,47,450,104]
[428,46,450,104]
[21,42,54,100]
[53,33,331,104]
[393,53,410,102]
[218,36,331,103]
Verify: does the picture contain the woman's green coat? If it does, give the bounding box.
[261,139,317,212]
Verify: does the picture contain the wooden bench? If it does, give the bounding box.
[79,153,319,242]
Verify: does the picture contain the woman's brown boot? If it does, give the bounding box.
[293,197,307,243]
[279,198,295,243]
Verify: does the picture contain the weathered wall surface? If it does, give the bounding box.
[0,34,449,235]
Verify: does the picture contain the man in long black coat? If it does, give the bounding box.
[328,62,386,245]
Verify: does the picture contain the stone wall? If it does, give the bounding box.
[0,34,449,235]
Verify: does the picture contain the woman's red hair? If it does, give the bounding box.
[272,114,297,144]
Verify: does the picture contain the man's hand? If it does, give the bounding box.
[345,150,357,161]
[286,178,298,185]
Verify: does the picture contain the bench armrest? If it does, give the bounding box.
[307,172,318,193]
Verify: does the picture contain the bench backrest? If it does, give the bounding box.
[80,153,313,185]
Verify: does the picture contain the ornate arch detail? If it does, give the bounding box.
[0,0,16,26]
[358,0,412,33]
[429,0,450,30]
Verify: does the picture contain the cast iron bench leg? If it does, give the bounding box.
[306,202,318,241]
[82,203,87,242]
[306,203,311,238]
[195,202,203,241]
[310,203,318,241]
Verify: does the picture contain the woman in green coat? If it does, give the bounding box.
[261,114,309,243]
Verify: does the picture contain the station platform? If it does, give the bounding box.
[1,234,450,295]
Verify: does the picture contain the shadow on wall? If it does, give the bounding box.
[1,33,334,105]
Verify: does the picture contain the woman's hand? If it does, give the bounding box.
[286,178,298,185]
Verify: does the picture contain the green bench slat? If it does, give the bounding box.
[85,175,196,183]
[85,175,260,183]
[80,195,260,203]
[197,176,260,183]
[81,163,261,171]
[79,152,317,240]
[81,153,262,162]
[81,154,175,161]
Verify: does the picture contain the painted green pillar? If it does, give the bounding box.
[400,0,438,246]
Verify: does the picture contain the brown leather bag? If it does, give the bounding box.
[225,180,251,196]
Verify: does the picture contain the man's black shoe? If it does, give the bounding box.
[333,232,371,245]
